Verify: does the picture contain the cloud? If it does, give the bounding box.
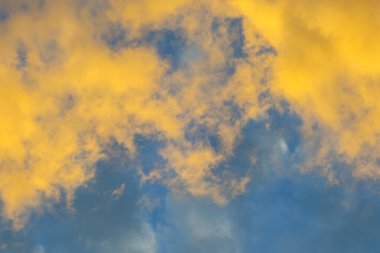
[0,155,157,253]
[5,0,378,230]
[111,183,126,199]
[155,117,380,253]
[0,0,275,226]
[3,98,380,253]
[231,0,380,179]
[157,196,241,253]
[0,0,170,225]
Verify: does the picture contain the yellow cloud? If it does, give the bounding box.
[11,0,380,227]
[0,0,176,227]
[232,0,380,178]
[10,0,379,227]
[0,0,273,227]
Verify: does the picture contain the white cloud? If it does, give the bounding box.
[123,223,157,253]
[33,244,45,253]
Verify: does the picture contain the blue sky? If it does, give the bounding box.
[2,111,380,253]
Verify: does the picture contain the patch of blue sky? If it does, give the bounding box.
[2,106,380,252]
[255,45,277,56]
[266,108,302,154]
[101,22,129,51]
[183,100,244,153]
[134,135,166,175]
[208,107,303,183]
[184,120,209,144]
[153,29,187,70]
[211,17,247,59]
[157,142,380,253]
[19,0,45,12]
[16,45,28,70]
[153,106,380,253]
[0,148,155,253]
[226,18,247,59]
[149,115,380,252]
[100,17,250,91]
[236,172,380,253]
[0,10,8,22]
[133,134,169,229]
[156,195,241,253]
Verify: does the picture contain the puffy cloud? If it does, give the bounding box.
[0,0,170,225]
[155,116,380,253]
[231,0,380,178]
[0,0,273,226]
[0,154,159,253]
[6,0,379,230]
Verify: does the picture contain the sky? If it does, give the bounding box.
[1,0,380,252]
